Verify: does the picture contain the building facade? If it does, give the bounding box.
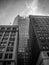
[29,15,49,65]
[0,25,19,65]
[13,15,29,52]
[13,15,31,65]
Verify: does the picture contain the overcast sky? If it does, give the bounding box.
[0,0,49,25]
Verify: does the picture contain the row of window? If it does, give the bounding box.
[0,37,15,43]
[0,53,13,59]
[0,45,14,52]
[0,27,18,31]
[0,41,14,46]
[1,61,11,65]
[40,44,49,50]
[0,31,16,38]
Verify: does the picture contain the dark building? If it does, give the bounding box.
[0,25,19,65]
[29,15,49,65]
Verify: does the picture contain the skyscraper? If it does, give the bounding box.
[29,15,49,65]
[13,15,30,65]
[13,15,29,52]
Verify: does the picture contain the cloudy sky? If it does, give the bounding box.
[0,0,49,25]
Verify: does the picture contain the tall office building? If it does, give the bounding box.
[0,25,19,65]
[13,15,29,52]
[13,15,30,65]
[29,15,49,65]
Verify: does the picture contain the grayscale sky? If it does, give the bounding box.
[0,0,49,25]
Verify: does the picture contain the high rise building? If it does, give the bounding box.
[13,15,30,65]
[0,25,19,65]
[29,15,49,65]
[13,15,29,51]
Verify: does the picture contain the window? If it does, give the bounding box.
[6,28,11,31]
[9,38,15,41]
[11,31,16,36]
[0,42,7,46]
[5,53,12,59]
[0,47,5,52]
[2,38,8,42]
[8,42,14,46]
[1,27,5,30]
[0,53,3,59]
[7,47,13,52]
[3,62,11,65]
